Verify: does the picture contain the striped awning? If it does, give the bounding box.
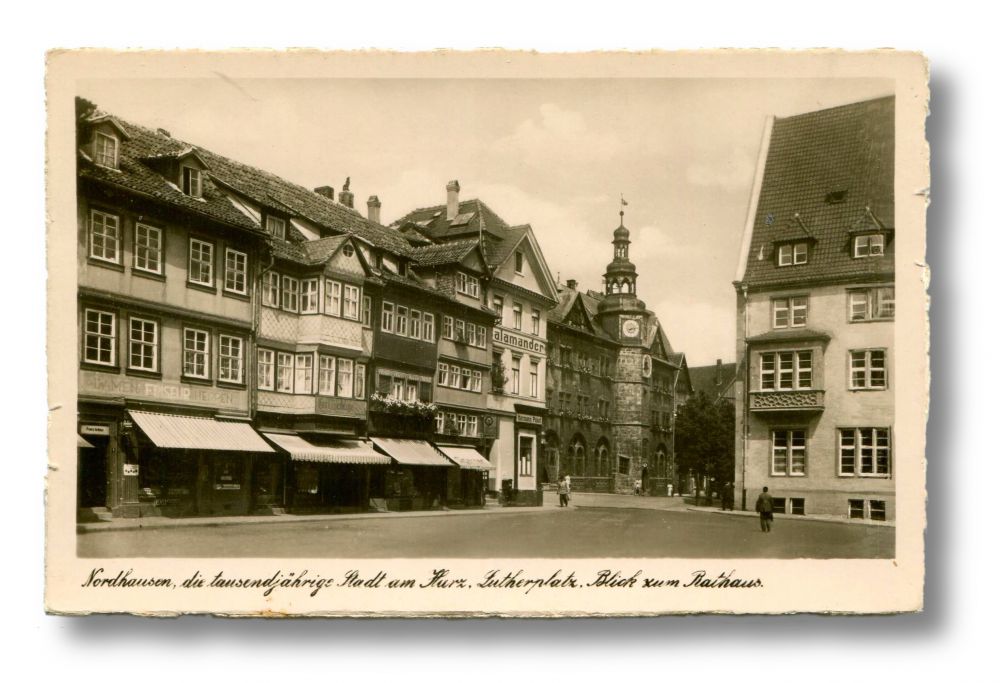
[128,411,274,453]
[262,433,389,465]
[438,446,493,471]
[370,438,454,467]
[77,435,95,448]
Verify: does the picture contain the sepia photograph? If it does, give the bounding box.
[45,49,927,615]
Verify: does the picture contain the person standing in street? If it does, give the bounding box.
[557,475,571,508]
[722,482,735,511]
[755,486,774,532]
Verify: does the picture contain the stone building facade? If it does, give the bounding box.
[733,96,895,521]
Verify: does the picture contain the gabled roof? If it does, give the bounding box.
[392,199,510,241]
[549,286,614,342]
[482,225,529,268]
[409,238,482,268]
[269,234,356,268]
[738,96,895,289]
[688,362,737,401]
[78,102,415,255]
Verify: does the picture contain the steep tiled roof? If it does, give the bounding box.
[79,121,261,234]
[410,238,480,268]
[80,107,414,257]
[740,96,895,289]
[392,199,509,241]
[548,286,614,342]
[689,362,737,400]
[482,225,530,268]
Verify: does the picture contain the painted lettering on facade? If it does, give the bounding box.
[492,328,546,355]
[79,370,247,411]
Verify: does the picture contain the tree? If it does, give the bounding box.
[674,391,735,505]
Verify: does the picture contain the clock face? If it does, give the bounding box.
[622,319,640,338]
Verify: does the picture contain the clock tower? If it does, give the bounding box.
[597,204,650,344]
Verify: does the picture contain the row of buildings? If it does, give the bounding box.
[74,97,691,519]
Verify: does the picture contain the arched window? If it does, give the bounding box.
[569,435,586,477]
[655,444,667,476]
[596,439,610,477]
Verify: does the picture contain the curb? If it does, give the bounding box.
[684,506,896,528]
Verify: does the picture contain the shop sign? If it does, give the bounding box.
[492,328,546,355]
[80,370,247,410]
[122,463,139,476]
[81,424,110,436]
[516,414,543,426]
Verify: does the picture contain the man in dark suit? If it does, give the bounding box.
[755,486,774,532]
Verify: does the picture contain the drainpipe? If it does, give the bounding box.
[739,283,750,511]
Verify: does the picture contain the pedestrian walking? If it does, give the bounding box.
[755,486,774,532]
[722,482,735,511]
[557,475,571,508]
[634,479,642,496]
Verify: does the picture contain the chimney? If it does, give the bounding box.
[156,127,171,138]
[314,186,335,200]
[715,358,722,385]
[367,195,382,224]
[567,279,578,290]
[338,176,355,209]
[446,180,461,220]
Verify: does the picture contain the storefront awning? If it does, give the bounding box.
[262,433,390,465]
[370,438,454,467]
[128,411,275,453]
[437,446,493,471]
[77,435,95,448]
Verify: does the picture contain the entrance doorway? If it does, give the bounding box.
[78,437,108,508]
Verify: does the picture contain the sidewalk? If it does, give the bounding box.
[77,500,556,534]
[684,504,896,528]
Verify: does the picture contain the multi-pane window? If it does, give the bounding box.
[839,428,891,477]
[854,233,885,258]
[449,364,461,389]
[849,287,894,321]
[381,302,394,332]
[183,328,210,379]
[492,295,503,317]
[771,429,806,476]
[437,362,449,386]
[266,215,286,240]
[218,335,244,383]
[475,324,487,348]
[518,435,533,475]
[455,319,467,343]
[89,210,120,263]
[319,356,337,395]
[512,303,523,330]
[263,272,280,308]
[294,354,313,394]
[181,166,202,198]
[188,239,214,286]
[224,249,248,294]
[442,315,454,339]
[849,499,888,521]
[529,360,539,398]
[422,313,435,342]
[457,271,480,297]
[300,278,319,313]
[777,242,808,266]
[511,355,521,394]
[849,499,865,519]
[531,309,540,335]
[869,500,887,521]
[83,309,115,365]
[760,350,812,390]
[362,296,372,327]
[472,370,482,392]
[328,281,345,318]
[276,353,294,393]
[409,309,422,339]
[337,358,354,397]
[281,276,299,312]
[772,296,807,328]
[354,363,366,399]
[94,132,118,169]
[257,349,274,390]
[460,367,472,391]
[343,285,360,320]
[395,305,408,336]
[850,349,887,389]
[128,317,158,371]
[133,223,163,274]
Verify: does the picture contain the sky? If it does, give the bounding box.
[78,77,892,366]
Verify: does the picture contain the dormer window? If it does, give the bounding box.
[777,242,809,267]
[853,233,885,258]
[265,215,286,240]
[94,132,119,169]
[181,166,203,198]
